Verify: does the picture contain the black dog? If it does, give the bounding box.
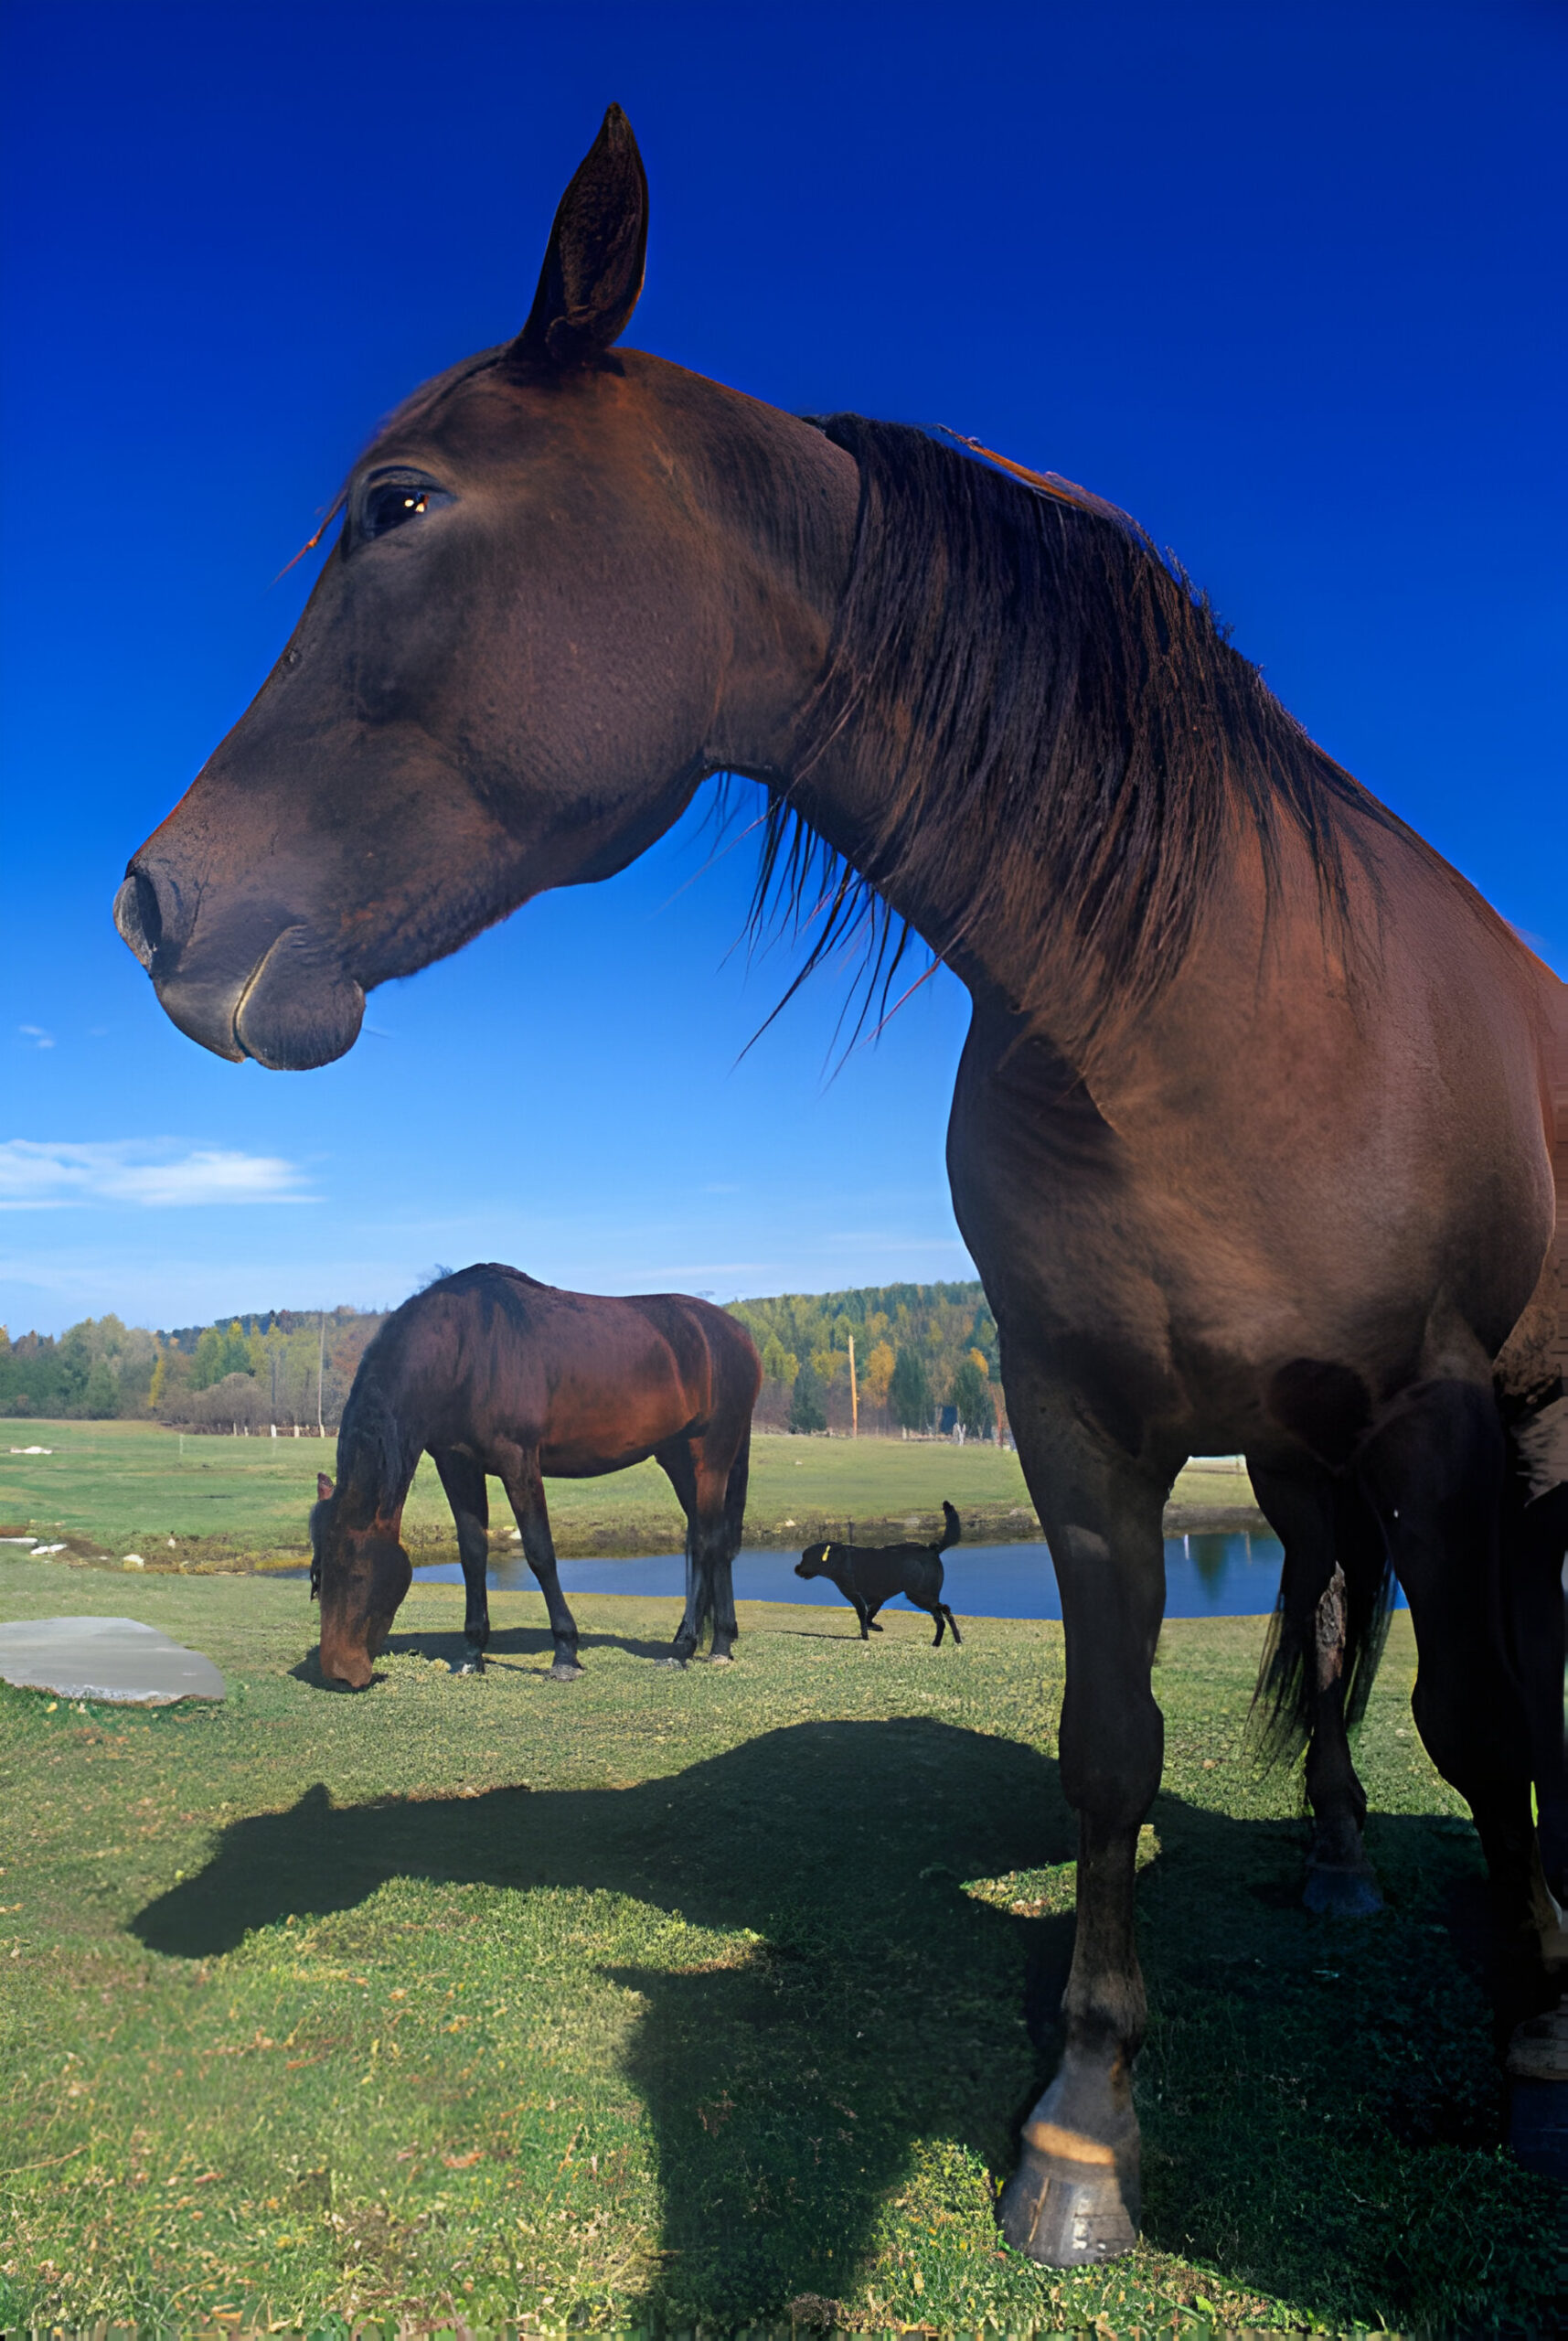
[795,1502,963,1644]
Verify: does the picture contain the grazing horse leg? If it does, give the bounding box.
[997,1387,1167,2266]
[432,1448,492,1675]
[1355,1375,1555,2047]
[1248,1460,1384,1913]
[497,1448,582,1682]
[657,1435,741,1663]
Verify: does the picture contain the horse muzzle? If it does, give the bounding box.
[318,1619,378,1690]
[115,871,364,1070]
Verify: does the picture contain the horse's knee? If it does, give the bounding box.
[1060,1690,1163,1830]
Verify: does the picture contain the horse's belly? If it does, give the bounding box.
[538,1440,660,1480]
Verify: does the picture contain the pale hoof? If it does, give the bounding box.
[453,1655,485,1676]
[997,2143,1138,2266]
[1303,1859,1383,1917]
[708,1652,735,1666]
[1507,1999,1568,2083]
[1509,2008,1568,2178]
[548,1659,583,1683]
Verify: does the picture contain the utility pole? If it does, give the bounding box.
[848,1335,859,1438]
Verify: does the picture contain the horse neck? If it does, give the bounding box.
[334,1384,414,1531]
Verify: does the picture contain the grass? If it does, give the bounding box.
[0,1421,1258,1571]
[0,1551,1559,2335]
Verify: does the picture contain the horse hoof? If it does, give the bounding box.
[453,1656,485,1676]
[1303,1860,1383,1917]
[709,1652,735,1666]
[997,2143,1138,2266]
[662,1656,689,1671]
[1508,2005,1568,2178]
[548,1660,583,1682]
[1506,1999,1568,2083]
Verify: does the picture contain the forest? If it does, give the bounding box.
[0,1279,1003,1438]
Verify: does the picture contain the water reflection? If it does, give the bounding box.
[396,1530,1405,1623]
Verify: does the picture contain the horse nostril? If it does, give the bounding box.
[112,871,165,968]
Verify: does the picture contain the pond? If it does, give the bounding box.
[402,1530,1403,1621]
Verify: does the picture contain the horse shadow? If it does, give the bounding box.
[287,1619,681,1687]
[131,1720,1548,2328]
[385,1620,680,1670]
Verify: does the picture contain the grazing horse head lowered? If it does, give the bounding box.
[119,109,1567,2262]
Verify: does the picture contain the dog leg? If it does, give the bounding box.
[944,1605,963,1645]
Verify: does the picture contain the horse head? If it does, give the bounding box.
[115,105,858,1068]
[309,1470,412,1689]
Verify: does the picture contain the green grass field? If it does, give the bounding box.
[0,1421,1258,1571]
[0,1550,1556,2336]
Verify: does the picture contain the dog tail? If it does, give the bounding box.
[938,1500,961,1552]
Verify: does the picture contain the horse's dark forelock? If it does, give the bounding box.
[755,416,1424,1049]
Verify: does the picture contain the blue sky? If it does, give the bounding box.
[2,0,1563,1336]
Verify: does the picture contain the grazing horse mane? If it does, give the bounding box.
[757,416,1423,1047]
[330,1266,563,1520]
[332,1354,421,1524]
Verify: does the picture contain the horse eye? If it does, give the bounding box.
[361,480,453,540]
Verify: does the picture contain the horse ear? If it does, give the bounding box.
[511,104,648,369]
[316,1472,334,1502]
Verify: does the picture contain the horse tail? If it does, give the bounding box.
[1246,1501,1396,1770]
[937,1500,961,1551]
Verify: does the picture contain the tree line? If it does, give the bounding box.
[0,1308,383,1431]
[729,1279,1004,1439]
[1,1277,1006,1440]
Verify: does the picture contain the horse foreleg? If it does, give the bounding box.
[500,1450,581,1682]
[432,1447,491,1675]
[1247,1459,1383,1913]
[997,1395,1166,2268]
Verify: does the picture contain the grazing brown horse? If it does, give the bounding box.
[118,111,1566,2262]
[309,1264,761,1686]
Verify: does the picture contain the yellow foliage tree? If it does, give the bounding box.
[864,1340,896,1406]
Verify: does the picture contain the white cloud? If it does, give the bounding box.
[17,1025,54,1050]
[0,1139,313,1211]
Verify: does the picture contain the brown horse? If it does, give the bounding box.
[117,112,1566,2262]
[309,1264,761,1686]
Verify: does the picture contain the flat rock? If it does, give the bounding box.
[0,1615,225,1705]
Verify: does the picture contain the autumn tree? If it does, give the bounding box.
[889,1347,932,1433]
[789,1359,827,1434]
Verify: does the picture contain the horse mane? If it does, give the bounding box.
[334,1263,556,1519]
[333,1348,419,1522]
[755,415,1415,1050]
